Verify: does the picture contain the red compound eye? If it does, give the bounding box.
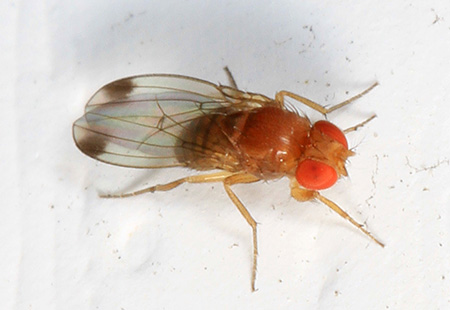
[296,159,338,190]
[313,120,348,149]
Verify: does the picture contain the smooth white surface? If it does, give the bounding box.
[3,0,450,309]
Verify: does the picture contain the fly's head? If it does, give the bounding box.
[295,120,354,190]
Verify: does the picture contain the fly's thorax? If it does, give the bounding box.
[228,106,311,178]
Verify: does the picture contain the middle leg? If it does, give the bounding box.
[222,173,261,291]
[275,82,378,114]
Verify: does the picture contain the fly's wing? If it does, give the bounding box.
[72,74,274,168]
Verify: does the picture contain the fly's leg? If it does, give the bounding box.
[343,114,377,133]
[290,178,384,247]
[223,173,261,292]
[275,82,378,114]
[103,170,262,291]
[223,66,238,89]
[100,171,234,198]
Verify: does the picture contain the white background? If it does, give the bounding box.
[3,0,450,309]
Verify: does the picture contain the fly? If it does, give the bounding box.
[73,68,383,291]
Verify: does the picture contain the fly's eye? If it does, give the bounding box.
[296,159,338,190]
[313,120,348,149]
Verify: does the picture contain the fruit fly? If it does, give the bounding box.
[73,68,383,291]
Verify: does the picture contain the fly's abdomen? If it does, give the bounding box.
[177,112,245,172]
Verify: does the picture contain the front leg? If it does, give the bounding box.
[290,178,384,247]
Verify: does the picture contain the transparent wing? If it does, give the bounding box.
[72,74,273,168]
